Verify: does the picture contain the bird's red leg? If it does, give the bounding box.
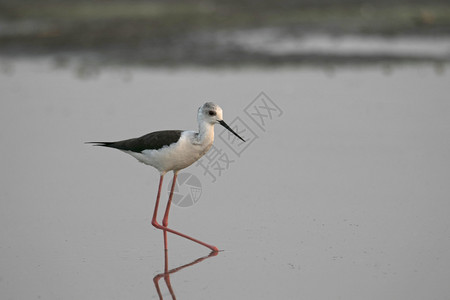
[154,172,218,252]
[163,172,177,226]
[162,172,178,250]
[158,224,219,252]
[151,175,164,229]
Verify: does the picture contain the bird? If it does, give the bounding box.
[87,102,245,252]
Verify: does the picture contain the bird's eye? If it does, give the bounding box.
[208,110,216,116]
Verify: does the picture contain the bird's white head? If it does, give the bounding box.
[198,102,223,125]
[197,102,245,142]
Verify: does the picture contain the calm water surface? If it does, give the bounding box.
[1,59,450,299]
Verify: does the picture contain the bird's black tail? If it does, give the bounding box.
[84,142,115,147]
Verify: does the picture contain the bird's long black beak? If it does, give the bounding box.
[219,120,246,142]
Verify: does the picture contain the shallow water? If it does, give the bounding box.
[215,30,450,60]
[1,59,450,299]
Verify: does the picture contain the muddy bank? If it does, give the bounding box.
[1,0,450,65]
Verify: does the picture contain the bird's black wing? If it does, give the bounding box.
[87,130,183,153]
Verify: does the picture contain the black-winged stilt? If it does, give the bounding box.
[87,102,245,252]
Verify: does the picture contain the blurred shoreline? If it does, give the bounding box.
[1,0,450,66]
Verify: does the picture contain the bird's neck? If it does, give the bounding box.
[196,121,215,145]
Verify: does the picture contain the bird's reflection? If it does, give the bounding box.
[153,250,218,299]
